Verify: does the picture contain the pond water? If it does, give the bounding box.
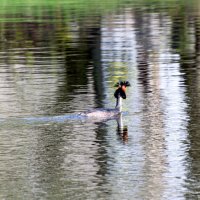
[0,1,200,199]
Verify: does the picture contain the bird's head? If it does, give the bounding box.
[114,81,130,99]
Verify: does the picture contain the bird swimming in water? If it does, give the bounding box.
[81,81,130,119]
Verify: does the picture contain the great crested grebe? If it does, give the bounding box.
[81,81,130,118]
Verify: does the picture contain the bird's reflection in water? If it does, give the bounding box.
[116,114,128,143]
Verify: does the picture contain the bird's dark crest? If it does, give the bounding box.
[114,81,131,87]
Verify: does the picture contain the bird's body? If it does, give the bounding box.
[81,108,120,119]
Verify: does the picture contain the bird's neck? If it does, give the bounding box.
[115,97,122,112]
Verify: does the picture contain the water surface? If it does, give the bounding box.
[0,1,200,199]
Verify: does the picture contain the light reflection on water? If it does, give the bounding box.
[0,2,200,200]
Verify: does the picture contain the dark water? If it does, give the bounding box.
[0,1,200,199]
